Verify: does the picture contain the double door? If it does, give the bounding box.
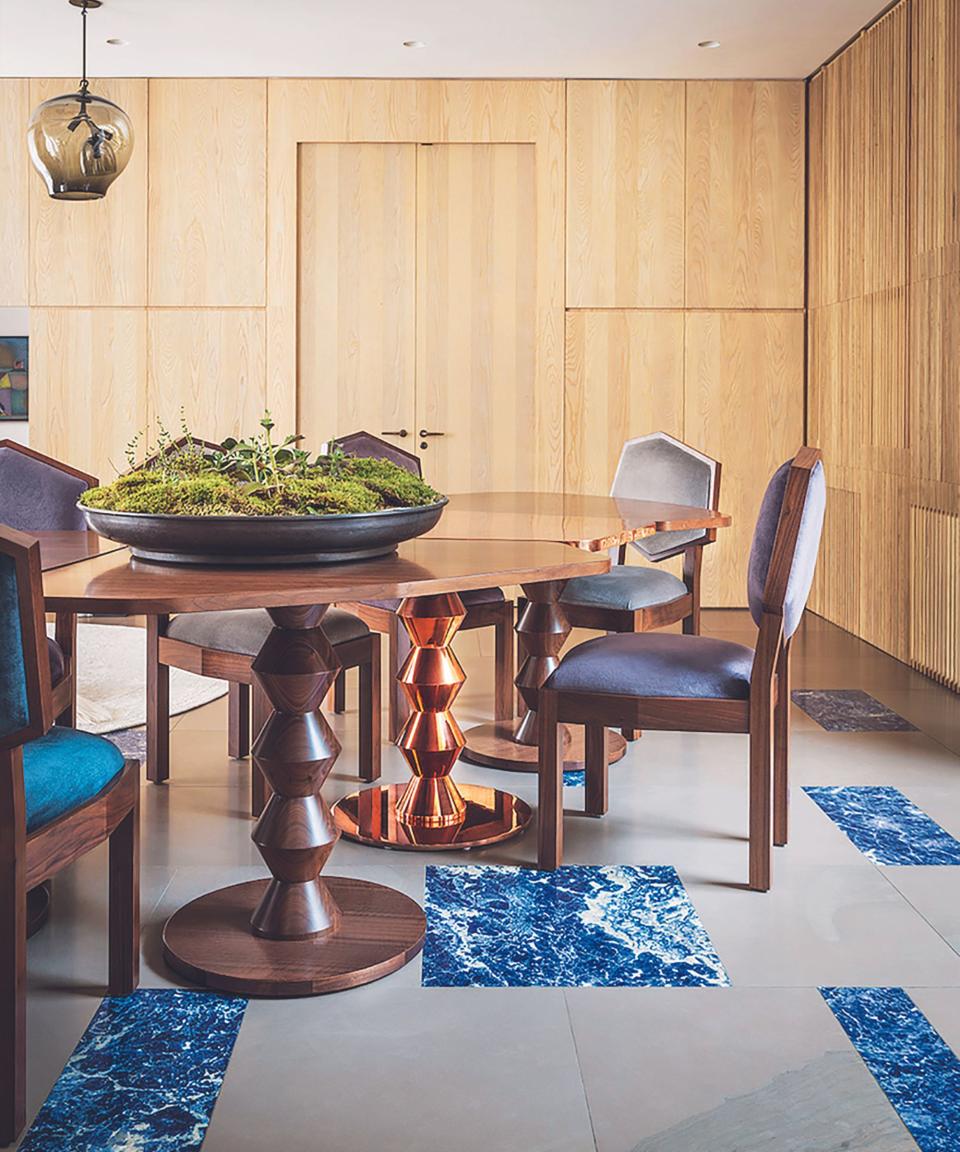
[298,142,536,492]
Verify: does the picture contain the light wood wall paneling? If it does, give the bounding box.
[267,79,565,484]
[297,142,416,451]
[0,80,29,306]
[28,78,147,307]
[910,271,960,485]
[148,79,267,307]
[147,310,266,440]
[911,0,960,281]
[566,81,685,308]
[807,300,863,471]
[684,310,804,606]
[810,473,862,635]
[909,503,960,690]
[563,309,684,496]
[685,81,804,310]
[416,143,538,493]
[30,308,147,479]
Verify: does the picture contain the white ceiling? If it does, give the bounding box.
[1,0,884,81]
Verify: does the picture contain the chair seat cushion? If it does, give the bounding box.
[47,637,65,686]
[167,608,369,656]
[560,567,689,612]
[362,586,505,612]
[23,727,124,834]
[547,633,755,700]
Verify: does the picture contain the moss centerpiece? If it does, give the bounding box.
[79,415,447,566]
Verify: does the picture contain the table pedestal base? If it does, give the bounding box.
[334,783,530,850]
[162,877,425,997]
[461,720,627,773]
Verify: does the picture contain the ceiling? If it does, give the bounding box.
[1,0,884,80]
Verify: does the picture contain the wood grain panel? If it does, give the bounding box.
[910,504,960,690]
[911,0,960,280]
[416,143,537,493]
[298,142,415,450]
[29,308,147,479]
[684,311,804,606]
[810,481,861,635]
[147,310,266,440]
[910,272,960,485]
[564,310,684,496]
[566,81,685,308]
[28,78,147,307]
[685,81,804,309]
[148,79,266,307]
[0,80,29,306]
[807,300,863,471]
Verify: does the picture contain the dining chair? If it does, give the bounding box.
[537,447,826,891]
[333,431,515,741]
[147,611,382,817]
[1,524,139,1145]
[558,432,721,739]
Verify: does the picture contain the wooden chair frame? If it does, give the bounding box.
[0,526,138,1145]
[147,618,382,817]
[537,447,822,892]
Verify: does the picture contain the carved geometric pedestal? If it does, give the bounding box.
[163,604,425,996]
[334,593,531,851]
[462,580,627,771]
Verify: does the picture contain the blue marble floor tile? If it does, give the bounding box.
[792,689,916,731]
[19,989,246,1152]
[821,987,960,1152]
[563,769,585,788]
[422,864,729,988]
[804,785,960,865]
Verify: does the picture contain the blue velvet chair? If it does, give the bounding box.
[0,524,139,1144]
[537,448,826,891]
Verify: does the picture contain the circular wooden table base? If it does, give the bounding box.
[334,783,532,850]
[461,720,628,773]
[162,877,425,997]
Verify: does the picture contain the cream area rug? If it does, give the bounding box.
[47,622,228,734]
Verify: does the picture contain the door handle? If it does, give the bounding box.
[381,428,409,438]
[418,430,444,437]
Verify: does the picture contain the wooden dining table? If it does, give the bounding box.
[36,490,729,998]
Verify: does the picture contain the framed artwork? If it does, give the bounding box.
[0,336,28,420]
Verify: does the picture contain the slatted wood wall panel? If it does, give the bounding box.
[809,0,960,680]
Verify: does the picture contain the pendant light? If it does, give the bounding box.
[27,0,134,201]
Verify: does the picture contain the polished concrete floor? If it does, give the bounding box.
[19,609,960,1151]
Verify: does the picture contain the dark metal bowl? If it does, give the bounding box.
[79,499,448,566]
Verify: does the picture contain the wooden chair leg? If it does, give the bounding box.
[0,749,27,1146]
[146,614,170,784]
[333,670,347,714]
[108,774,140,994]
[537,689,563,869]
[682,546,703,635]
[388,613,412,743]
[774,637,792,847]
[358,637,382,782]
[54,610,78,726]
[250,683,273,818]
[748,694,774,892]
[493,602,515,722]
[584,723,609,816]
[228,682,251,759]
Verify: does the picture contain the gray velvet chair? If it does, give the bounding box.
[537,448,826,891]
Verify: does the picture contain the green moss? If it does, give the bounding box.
[81,456,444,517]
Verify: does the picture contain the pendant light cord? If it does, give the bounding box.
[79,1,89,98]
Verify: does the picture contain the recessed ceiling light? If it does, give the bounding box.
[403,40,427,48]
[106,37,128,45]
[698,39,721,48]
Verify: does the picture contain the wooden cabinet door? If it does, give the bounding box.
[415,143,538,492]
[298,143,416,451]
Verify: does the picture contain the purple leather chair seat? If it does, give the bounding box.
[547,632,754,700]
[363,587,505,612]
[47,637,66,686]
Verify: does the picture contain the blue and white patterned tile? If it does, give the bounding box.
[422,864,729,988]
[563,769,585,788]
[803,785,960,865]
[792,689,916,732]
[19,989,246,1152]
[821,987,960,1152]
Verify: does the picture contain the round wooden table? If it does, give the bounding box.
[39,533,611,997]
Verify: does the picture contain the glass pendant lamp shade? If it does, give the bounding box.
[27,91,133,200]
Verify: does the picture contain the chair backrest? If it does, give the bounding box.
[610,432,719,561]
[333,431,422,478]
[747,448,826,641]
[0,525,52,749]
[0,441,96,531]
